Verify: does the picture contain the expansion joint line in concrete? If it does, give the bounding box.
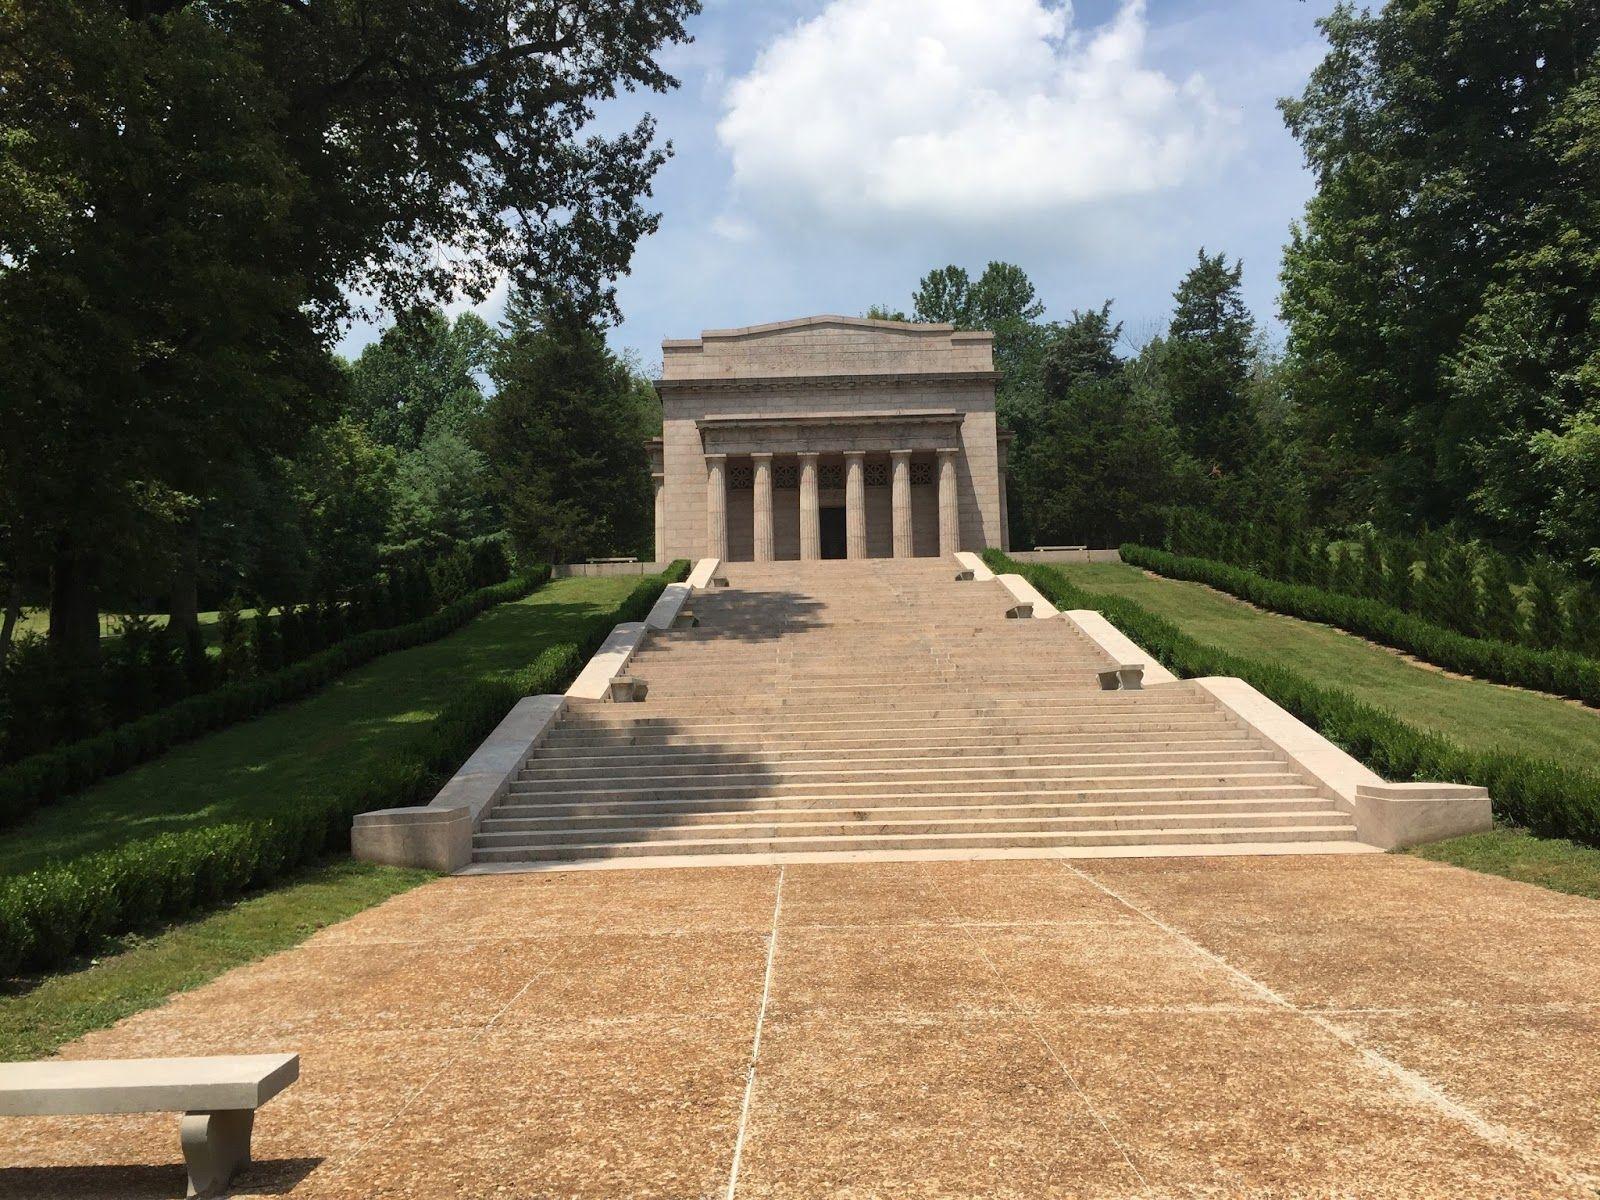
[920,869,1151,1191]
[1056,862,1591,1193]
[725,865,785,1200]
[330,944,568,1182]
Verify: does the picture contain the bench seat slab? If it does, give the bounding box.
[0,1053,298,1116]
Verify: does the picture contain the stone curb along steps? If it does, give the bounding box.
[350,560,720,872]
[356,554,1490,873]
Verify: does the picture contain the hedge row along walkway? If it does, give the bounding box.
[1059,561,1600,775]
[2,855,1598,1197]
[0,575,647,876]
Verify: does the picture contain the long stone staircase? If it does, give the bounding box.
[470,558,1365,866]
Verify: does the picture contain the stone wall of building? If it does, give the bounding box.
[654,316,1005,562]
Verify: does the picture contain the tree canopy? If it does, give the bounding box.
[0,0,697,660]
[483,303,654,566]
[1280,0,1600,562]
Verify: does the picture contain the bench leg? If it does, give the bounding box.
[180,1109,254,1197]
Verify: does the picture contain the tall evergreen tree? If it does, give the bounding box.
[1011,306,1188,548]
[483,306,651,565]
[1162,251,1259,482]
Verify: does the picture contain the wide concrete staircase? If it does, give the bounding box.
[471,558,1363,865]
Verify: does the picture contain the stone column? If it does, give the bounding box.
[705,453,728,561]
[890,450,913,558]
[844,451,867,560]
[937,448,960,556]
[751,453,774,562]
[997,440,1012,553]
[652,473,666,563]
[799,452,821,561]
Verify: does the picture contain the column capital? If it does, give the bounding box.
[705,451,728,463]
[798,450,821,462]
[890,448,913,461]
[936,446,960,458]
[750,451,774,461]
[843,448,866,461]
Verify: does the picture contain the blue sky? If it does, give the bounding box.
[338,0,1337,370]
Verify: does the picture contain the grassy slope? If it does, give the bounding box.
[1059,562,1600,773]
[1051,561,1600,899]
[0,860,428,1060]
[0,574,640,875]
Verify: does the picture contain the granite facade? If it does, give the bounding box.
[653,316,1009,562]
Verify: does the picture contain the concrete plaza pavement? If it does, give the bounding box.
[2,854,1599,1198]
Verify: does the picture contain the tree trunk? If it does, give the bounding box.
[168,517,205,670]
[48,533,102,666]
[0,588,19,660]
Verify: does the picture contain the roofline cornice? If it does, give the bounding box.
[654,370,1000,395]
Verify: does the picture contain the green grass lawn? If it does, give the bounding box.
[1057,561,1600,774]
[1410,830,1600,902]
[0,574,641,875]
[0,859,429,1060]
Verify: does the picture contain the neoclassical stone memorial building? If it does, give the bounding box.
[648,315,1012,562]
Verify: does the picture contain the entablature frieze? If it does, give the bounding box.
[695,409,965,457]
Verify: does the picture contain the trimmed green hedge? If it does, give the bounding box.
[1122,544,1600,707]
[0,560,689,976]
[0,535,515,765]
[0,567,555,832]
[985,549,1600,851]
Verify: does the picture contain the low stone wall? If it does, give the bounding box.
[352,694,567,872]
[551,561,669,578]
[1009,549,1123,565]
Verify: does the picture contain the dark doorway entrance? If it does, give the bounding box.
[820,507,847,559]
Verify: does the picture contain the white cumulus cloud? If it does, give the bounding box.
[716,0,1235,229]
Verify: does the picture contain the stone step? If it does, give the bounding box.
[483,794,1341,827]
[536,730,1257,760]
[470,823,1362,863]
[563,699,1218,731]
[504,775,1317,805]
[467,559,1358,868]
[511,759,1295,796]
[518,746,1278,779]
[564,693,1216,720]
[476,807,1348,847]
[546,717,1242,749]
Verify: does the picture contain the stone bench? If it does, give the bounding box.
[1034,544,1087,552]
[586,556,637,564]
[0,1053,298,1197]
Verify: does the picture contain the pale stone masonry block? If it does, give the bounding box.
[1063,611,1178,685]
[1194,677,1492,848]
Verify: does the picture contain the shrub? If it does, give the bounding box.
[987,549,1600,853]
[0,561,689,976]
[0,567,553,831]
[0,535,517,767]
[1121,545,1600,707]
